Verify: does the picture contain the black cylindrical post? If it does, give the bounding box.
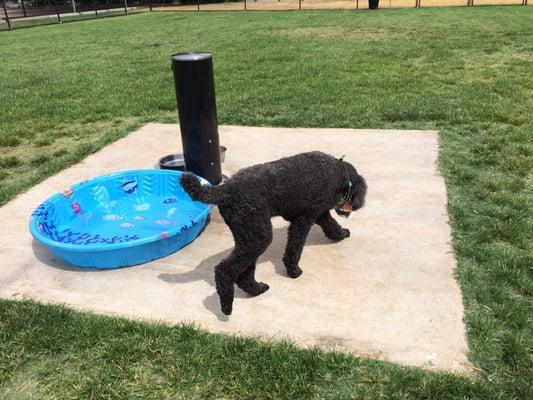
[171,52,223,185]
[368,0,379,9]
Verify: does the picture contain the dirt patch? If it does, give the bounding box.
[0,117,142,206]
[273,26,400,41]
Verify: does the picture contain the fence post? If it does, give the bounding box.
[124,0,128,15]
[299,0,301,10]
[356,0,358,10]
[244,0,246,10]
[52,0,62,23]
[95,0,98,17]
[197,0,199,11]
[149,0,152,11]
[1,0,10,30]
[21,0,27,17]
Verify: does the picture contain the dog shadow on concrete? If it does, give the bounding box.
[158,224,334,320]
[31,223,336,321]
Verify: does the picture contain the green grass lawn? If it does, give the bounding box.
[1,6,532,399]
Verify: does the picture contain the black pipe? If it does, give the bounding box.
[171,52,223,185]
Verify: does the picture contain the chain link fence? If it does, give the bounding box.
[150,0,528,11]
[2,0,529,31]
[1,0,151,30]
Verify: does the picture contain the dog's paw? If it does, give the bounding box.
[221,302,233,316]
[245,282,270,297]
[286,266,303,278]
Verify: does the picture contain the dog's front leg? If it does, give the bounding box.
[283,216,313,278]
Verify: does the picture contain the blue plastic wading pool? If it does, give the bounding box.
[29,169,212,269]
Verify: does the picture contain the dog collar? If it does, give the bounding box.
[335,180,353,218]
[338,180,353,206]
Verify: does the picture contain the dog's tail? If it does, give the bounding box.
[180,173,228,205]
[352,173,367,210]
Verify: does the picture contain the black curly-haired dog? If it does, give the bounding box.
[181,151,367,315]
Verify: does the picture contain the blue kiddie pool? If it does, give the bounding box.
[29,169,212,268]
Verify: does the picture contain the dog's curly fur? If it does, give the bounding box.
[181,151,367,315]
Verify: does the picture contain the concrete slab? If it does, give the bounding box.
[0,124,470,372]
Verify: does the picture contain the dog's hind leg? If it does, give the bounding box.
[283,216,313,278]
[215,210,273,315]
[214,252,247,316]
[236,264,269,297]
[316,211,350,241]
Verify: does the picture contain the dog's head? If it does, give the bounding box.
[335,161,367,218]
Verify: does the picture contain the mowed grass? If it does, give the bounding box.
[0,7,532,399]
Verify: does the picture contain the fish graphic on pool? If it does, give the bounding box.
[121,178,138,194]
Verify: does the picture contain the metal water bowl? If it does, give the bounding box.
[159,146,226,171]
